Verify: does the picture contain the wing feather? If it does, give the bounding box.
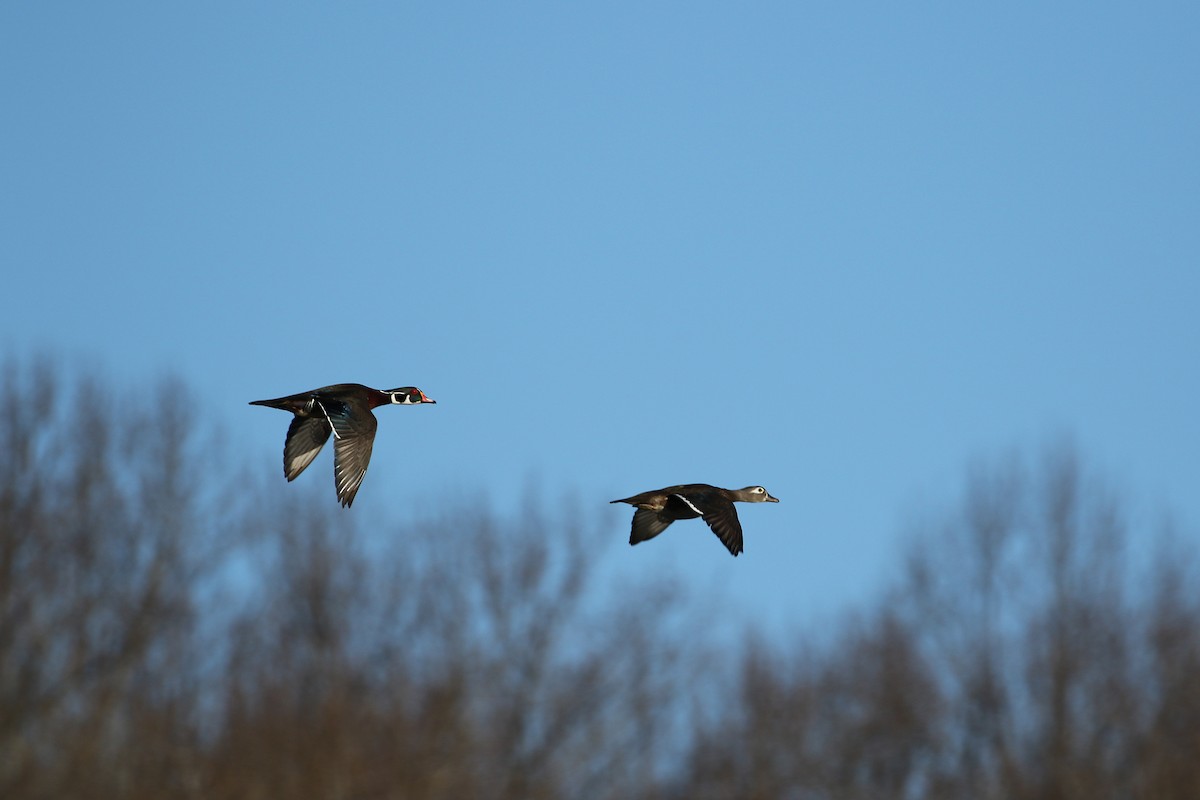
[700,502,744,556]
[629,508,674,545]
[283,416,332,481]
[327,403,378,508]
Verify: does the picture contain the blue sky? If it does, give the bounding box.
[3,3,1197,633]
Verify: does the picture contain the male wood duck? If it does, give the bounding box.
[610,484,779,557]
[250,384,435,508]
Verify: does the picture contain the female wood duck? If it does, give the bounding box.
[250,384,435,508]
[610,484,779,557]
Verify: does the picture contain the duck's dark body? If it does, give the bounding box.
[250,383,434,508]
[610,483,779,557]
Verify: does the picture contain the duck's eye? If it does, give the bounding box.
[754,487,764,493]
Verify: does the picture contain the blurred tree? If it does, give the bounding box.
[0,355,703,800]
[5,356,1199,800]
[1135,541,1200,797]
[209,498,699,800]
[0,357,226,798]
[666,442,1200,800]
[674,609,939,800]
[897,444,1147,798]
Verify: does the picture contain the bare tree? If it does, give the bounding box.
[669,442,1200,800]
[1132,540,1200,798]
[674,609,939,800]
[0,354,709,800]
[8,357,1199,800]
[206,494,702,800]
[0,357,226,799]
[890,450,1042,797]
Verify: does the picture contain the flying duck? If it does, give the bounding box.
[250,383,435,507]
[610,484,779,557]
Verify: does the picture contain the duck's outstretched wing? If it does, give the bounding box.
[698,500,744,557]
[283,415,332,481]
[325,400,378,508]
[628,508,674,546]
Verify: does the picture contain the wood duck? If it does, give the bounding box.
[610,484,779,557]
[250,384,435,507]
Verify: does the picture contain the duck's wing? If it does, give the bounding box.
[665,492,706,520]
[323,399,379,508]
[629,508,674,546]
[697,499,744,557]
[283,415,332,481]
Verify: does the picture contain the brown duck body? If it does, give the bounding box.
[610,483,779,557]
[250,383,435,508]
